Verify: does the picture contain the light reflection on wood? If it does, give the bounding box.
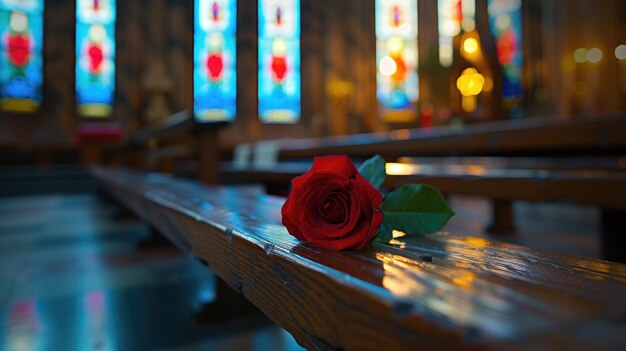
[92,167,626,350]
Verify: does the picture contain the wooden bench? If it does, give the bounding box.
[255,115,626,160]
[91,166,626,350]
[220,160,626,262]
[107,110,222,184]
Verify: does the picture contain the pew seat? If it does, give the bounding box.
[91,166,626,350]
[220,161,626,208]
[220,160,626,262]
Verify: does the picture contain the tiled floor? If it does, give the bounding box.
[0,194,303,351]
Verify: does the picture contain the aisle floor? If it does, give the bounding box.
[0,193,303,351]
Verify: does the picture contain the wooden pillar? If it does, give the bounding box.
[487,199,516,235]
[81,145,103,165]
[131,146,145,171]
[475,0,505,120]
[601,209,626,263]
[197,130,219,185]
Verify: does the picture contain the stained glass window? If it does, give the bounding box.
[76,0,116,118]
[258,0,300,124]
[488,0,522,101]
[194,0,236,122]
[437,0,474,67]
[0,0,43,112]
[376,0,419,121]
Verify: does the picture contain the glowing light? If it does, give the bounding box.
[392,230,407,238]
[466,165,486,175]
[452,271,475,289]
[462,37,479,54]
[461,95,476,112]
[586,48,603,63]
[386,37,404,54]
[379,56,397,77]
[465,237,489,247]
[615,45,626,60]
[457,67,483,113]
[385,162,420,175]
[456,67,485,96]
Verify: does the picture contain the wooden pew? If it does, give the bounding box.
[220,161,626,262]
[91,166,626,350]
[114,111,222,184]
[259,115,626,160]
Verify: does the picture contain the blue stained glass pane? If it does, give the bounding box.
[258,0,300,124]
[488,0,523,102]
[76,0,116,118]
[0,0,44,113]
[194,0,237,123]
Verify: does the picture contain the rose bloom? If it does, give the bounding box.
[281,155,384,251]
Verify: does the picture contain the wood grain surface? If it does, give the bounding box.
[265,116,626,159]
[92,167,626,351]
[220,162,626,209]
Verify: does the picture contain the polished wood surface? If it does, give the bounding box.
[220,162,626,209]
[92,167,626,350]
[263,116,626,159]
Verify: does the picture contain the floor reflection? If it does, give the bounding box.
[0,194,303,351]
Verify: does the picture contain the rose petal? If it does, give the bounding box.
[310,155,358,178]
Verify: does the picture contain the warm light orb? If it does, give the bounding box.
[385,163,418,176]
[456,67,485,97]
[615,45,626,60]
[573,48,587,63]
[463,37,479,54]
[386,38,404,55]
[379,56,397,77]
[392,230,407,239]
[586,48,603,63]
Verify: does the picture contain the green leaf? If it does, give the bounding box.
[373,223,393,243]
[382,184,454,236]
[358,155,386,189]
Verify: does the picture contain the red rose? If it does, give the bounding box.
[281,155,384,251]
